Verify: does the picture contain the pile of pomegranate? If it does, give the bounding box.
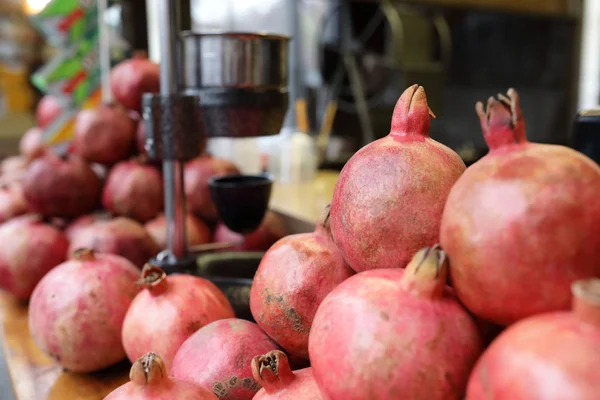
[2,79,598,400]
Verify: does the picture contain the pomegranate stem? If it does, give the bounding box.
[476,88,527,151]
[130,352,168,386]
[390,84,435,138]
[400,245,448,299]
[136,264,167,289]
[251,350,295,393]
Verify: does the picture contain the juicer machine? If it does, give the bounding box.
[142,0,290,273]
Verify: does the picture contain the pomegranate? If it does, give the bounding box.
[172,318,281,400]
[22,153,102,218]
[19,127,45,160]
[213,211,288,251]
[64,212,110,242]
[440,89,600,326]
[0,156,27,175]
[329,85,466,273]
[145,213,211,250]
[105,352,219,400]
[28,249,139,372]
[73,105,136,165]
[0,184,28,223]
[110,57,160,112]
[36,95,62,129]
[309,246,483,400]
[184,155,240,222]
[68,217,159,268]
[250,207,353,359]
[122,264,235,369]
[467,279,600,399]
[102,158,164,222]
[0,215,68,300]
[252,350,322,400]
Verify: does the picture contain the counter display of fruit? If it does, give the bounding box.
[0,56,599,399]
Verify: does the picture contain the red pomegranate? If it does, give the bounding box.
[172,318,281,400]
[105,352,218,400]
[64,212,110,242]
[184,155,240,222]
[22,153,102,218]
[250,207,353,359]
[110,58,160,112]
[0,184,28,223]
[309,246,483,400]
[213,211,288,251]
[467,279,600,399]
[145,213,212,250]
[102,158,164,222]
[19,127,45,160]
[0,215,68,300]
[68,217,159,268]
[440,89,600,326]
[36,95,62,129]
[73,105,136,165]
[28,249,140,372]
[122,264,235,369]
[252,350,322,400]
[329,85,466,273]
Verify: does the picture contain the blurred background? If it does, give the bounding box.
[0,0,597,169]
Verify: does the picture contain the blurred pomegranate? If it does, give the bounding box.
[213,211,288,251]
[36,95,62,129]
[110,58,160,112]
[19,127,45,160]
[145,213,211,249]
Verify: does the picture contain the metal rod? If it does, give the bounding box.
[158,0,187,259]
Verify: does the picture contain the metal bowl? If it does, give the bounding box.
[179,31,290,90]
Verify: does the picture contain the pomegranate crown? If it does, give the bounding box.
[476,88,527,150]
[390,84,436,137]
[130,352,168,386]
[251,350,295,393]
[401,244,449,299]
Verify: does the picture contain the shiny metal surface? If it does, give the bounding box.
[180,31,290,89]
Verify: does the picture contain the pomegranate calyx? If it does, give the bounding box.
[572,279,600,328]
[400,244,448,299]
[390,84,435,138]
[130,352,168,386]
[251,350,295,393]
[136,264,167,288]
[72,248,96,262]
[476,88,527,151]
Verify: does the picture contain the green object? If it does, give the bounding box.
[30,0,98,48]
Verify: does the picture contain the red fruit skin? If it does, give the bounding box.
[73,105,136,165]
[68,217,160,268]
[28,251,140,372]
[466,282,600,400]
[0,185,28,223]
[145,213,212,249]
[213,211,288,251]
[110,58,160,112]
[0,216,68,300]
[23,153,102,218]
[64,212,109,242]
[440,90,600,326]
[19,127,45,160]
[171,318,281,400]
[184,156,240,222]
[36,95,62,129]
[102,160,164,223]
[250,222,353,359]
[122,268,235,369]
[330,85,465,273]
[309,268,483,400]
[253,368,321,400]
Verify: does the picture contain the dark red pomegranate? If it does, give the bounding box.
[36,95,62,129]
[22,153,102,218]
[28,249,139,372]
[0,215,68,300]
[0,184,28,223]
[252,350,322,400]
[122,264,235,369]
[110,58,160,112]
[68,217,160,268]
[309,246,483,400]
[184,155,240,222]
[213,211,288,251]
[467,279,600,399]
[105,352,219,400]
[73,105,136,165]
[329,85,466,273]
[102,158,164,222]
[145,213,211,250]
[440,89,600,326]
[19,127,45,160]
[171,318,281,400]
[250,207,353,359]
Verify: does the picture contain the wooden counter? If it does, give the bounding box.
[0,171,340,400]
